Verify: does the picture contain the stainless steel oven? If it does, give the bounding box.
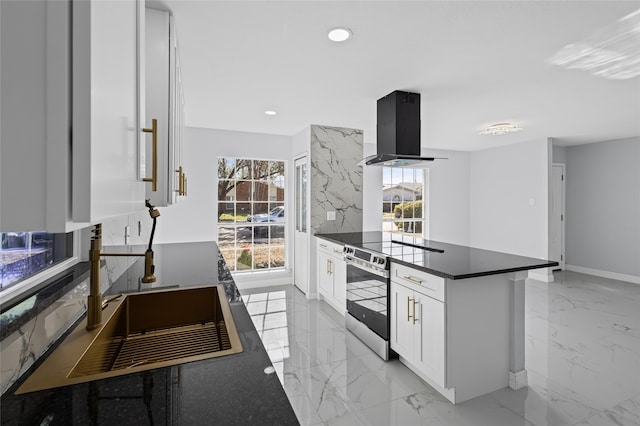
[343,245,394,360]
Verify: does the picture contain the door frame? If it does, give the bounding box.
[551,163,566,270]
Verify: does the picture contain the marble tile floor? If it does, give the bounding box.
[240,270,640,426]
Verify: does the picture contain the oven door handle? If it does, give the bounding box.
[345,256,389,278]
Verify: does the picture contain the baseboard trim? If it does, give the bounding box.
[509,369,528,390]
[565,265,640,285]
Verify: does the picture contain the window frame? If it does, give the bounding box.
[382,167,428,238]
[216,157,287,273]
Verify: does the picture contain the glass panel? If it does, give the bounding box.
[254,248,269,269]
[253,160,271,180]
[253,182,269,202]
[236,247,253,270]
[252,202,269,216]
[270,246,285,268]
[218,157,235,179]
[1,232,72,291]
[235,181,251,202]
[301,163,307,232]
[295,165,301,232]
[236,159,252,180]
[236,226,253,244]
[218,203,235,222]
[270,225,285,244]
[220,250,236,271]
[217,227,236,251]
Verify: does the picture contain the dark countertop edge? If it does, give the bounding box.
[314,234,346,245]
[389,258,559,280]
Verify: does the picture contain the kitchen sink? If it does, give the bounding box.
[16,286,242,394]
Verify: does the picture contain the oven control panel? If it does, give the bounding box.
[343,246,389,270]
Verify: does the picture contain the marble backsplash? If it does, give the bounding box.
[0,213,150,394]
[310,125,363,235]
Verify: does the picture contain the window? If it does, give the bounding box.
[217,158,285,272]
[382,167,426,237]
[0,232,73,291]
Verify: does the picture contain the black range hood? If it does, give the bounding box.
[362,90,443,167]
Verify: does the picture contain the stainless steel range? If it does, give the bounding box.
[343,244,395,360]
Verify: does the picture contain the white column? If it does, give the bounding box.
[508,271,528,390]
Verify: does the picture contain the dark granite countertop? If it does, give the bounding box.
[316,232,558,279]
[1,242,299,426]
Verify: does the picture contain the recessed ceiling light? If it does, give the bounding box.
[264,110,277,116]
[328,27,352,42]
[479,123,523,136]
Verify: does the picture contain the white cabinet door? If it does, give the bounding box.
[333,257,346,313]
[414,293,446,388]
[145,8,185,206]
[390,282,414,358]
[318,251,333,295]
[72,0,145,223]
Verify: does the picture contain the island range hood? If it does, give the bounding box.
[362,90,444,167]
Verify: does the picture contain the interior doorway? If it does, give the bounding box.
[550,163,566,270]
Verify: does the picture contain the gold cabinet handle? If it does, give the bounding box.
[320,243,328,248]
[403,275,423,285]
[334,249,343,254]
[413,299,418,324]
[407,296,414,322]
[175,166,186,196]
[328,259,333,275]
[142,118,158,191]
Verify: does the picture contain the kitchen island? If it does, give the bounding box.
[0,242,299,425]
[316,232,558,404]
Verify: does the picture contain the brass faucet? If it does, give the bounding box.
[86,201,160,331]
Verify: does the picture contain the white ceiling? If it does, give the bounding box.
[161,0,640,151]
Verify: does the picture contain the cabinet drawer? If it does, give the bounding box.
[317,238,345,257]
[391,263,445,302]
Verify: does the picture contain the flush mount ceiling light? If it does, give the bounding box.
[264,110,277,116]
[328,27,352,42]
[479,123,523,136]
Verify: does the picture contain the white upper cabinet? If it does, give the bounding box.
[145,8,186,207]
[72,0,146,223]
[0,0,146,232]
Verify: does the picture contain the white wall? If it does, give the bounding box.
[425,148,471,245]
[565,137,640,279]
[155,127,293,245]
[469,139,550,259]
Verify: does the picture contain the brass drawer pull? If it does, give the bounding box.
[403,275,423,285]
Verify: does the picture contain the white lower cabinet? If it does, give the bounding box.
[390,269,446,389]
[316,238,346,315]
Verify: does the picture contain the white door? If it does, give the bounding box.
[294,156,309,293]
[550,164,565,269]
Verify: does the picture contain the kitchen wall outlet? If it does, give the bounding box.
[124,225,131,245]
[529,198,535,206]
[327,211,336,221]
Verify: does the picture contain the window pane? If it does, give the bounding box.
[236,159,252,180]
[382,166,426,239]
[217,226,236,249]
[218,203,234,222]
[269,246,285,268]
[236,226,253,244]
[218,158,235,179]
[270,225,285,244]
[254,248,269,269]
[253,182,269,202]
[236,247,253,270]
[1,232,72,291]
